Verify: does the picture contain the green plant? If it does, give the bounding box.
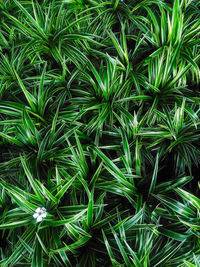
[1,0,200,266]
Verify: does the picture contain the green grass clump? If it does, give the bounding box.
[1,0,200,266]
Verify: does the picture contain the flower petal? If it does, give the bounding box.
[37,216,43,222]
[41,213,47,218]
[33,213,38,218]
[36,207,41,213]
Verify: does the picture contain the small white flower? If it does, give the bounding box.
[33,207,47,222]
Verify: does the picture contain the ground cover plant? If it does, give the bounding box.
[0,0,200,266]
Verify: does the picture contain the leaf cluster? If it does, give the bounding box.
[0,0,200,266]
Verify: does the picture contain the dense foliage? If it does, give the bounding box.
[0,0,200,266]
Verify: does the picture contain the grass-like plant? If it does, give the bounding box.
[0,0,200,266]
